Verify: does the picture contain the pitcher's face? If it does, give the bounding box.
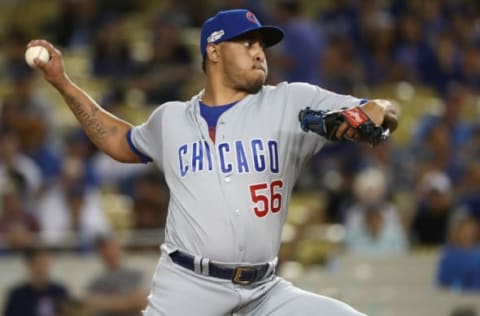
[218,31,268,94]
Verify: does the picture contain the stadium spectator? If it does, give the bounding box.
[461,43,480,93]
[0,129,42,205]
[36,157,110,250]
[436,212,480,291]
[0,28,28,82]
[3,247,70,316]
[131,172,169,231]
[92,13,135,78]
[392,12,428,83]
[450,306,478,316]
[456,160,480,221]
[359,8,396,86]
[84,235,147,315]
[412,120,454,180]
[48,0,101,50]
[0,64,62,182]
[422,31,462,93]
[320,35,361,94]
[419,1,448,43]
[270,0,324,84]
[315,0,361,46]
[411,171,454,246]
[159,0,213,28]
[412,84,473,182]
[306,142,362,223]
[131,15,194,105]
[344,168,409,256]
[0,179,39,253]
[63,128,100,189]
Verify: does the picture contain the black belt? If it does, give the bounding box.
[169,250,273,285]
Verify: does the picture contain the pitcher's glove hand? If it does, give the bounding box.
[298,107,390,146]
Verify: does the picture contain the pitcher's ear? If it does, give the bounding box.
[205,43,220,63]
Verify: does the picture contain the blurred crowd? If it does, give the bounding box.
[1,0,480,313]
[4,237,147,316]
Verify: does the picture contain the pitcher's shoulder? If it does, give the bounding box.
[161,100,190,110]
[260,82,326,105]
[263,81,321,95]
[146,100,189,121]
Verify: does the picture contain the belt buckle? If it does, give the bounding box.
[232,266,257,285]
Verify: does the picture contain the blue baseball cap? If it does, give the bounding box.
[200,9,284,57]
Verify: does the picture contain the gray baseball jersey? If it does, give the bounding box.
[130,81,363,264]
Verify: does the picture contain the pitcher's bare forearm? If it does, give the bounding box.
[26,39,141,162]
[57,80,141,163]
[59,81,119,144]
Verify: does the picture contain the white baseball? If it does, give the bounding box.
[25,46,50,67]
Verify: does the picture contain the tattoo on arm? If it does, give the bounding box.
[64,93,118,144]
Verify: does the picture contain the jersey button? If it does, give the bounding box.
[234,209,240,216]
[225,177,231,183]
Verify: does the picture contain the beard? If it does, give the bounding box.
[234,75,265,94]
[224,62,268,94]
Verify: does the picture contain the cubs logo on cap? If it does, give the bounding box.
[246,11,259,24]
[200,9,284,57]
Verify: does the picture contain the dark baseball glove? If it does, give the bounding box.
[298,106,390,146]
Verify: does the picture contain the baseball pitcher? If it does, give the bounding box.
[29,9,398,316]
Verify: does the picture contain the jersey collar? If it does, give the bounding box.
[189,89,258,119]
